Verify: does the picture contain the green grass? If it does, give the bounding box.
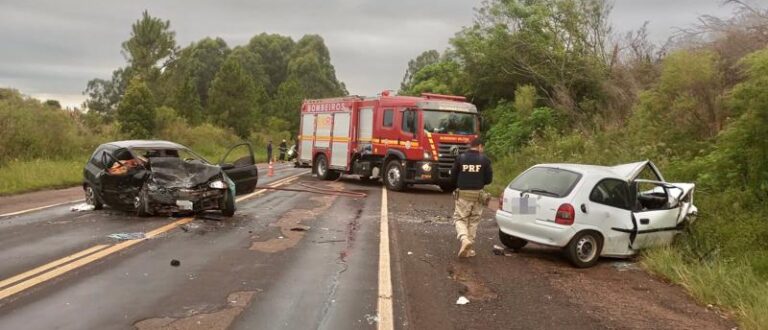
[0,158,85,195]
[643,247,768,330]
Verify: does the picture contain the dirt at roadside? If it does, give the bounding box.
[389,186,735,330]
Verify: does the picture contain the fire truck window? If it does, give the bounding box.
[383,109,394,127]
[401,110,413,133]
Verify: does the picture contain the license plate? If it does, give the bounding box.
[176,200,193,210]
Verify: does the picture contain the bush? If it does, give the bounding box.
[0,89,106,164]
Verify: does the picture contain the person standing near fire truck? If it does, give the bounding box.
[451,138,493,258]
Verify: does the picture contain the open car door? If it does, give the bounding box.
[220,143,258,195]
[99,149,146,208]
[629,179,693,249]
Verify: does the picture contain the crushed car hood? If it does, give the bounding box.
[149,157,222,189]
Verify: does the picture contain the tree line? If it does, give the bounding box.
[84,11,347,140]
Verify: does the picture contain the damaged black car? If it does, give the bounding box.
[82,140,259,217]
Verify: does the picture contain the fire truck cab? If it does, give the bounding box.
[297,92,479,191]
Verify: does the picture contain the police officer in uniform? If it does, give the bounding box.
[451,137,493,258]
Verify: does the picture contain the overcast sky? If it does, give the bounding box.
[0,0,755,108]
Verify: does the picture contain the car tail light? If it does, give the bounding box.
[499,191,504,210]
[555,203,575,225]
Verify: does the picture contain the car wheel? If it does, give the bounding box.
[498,229,527,251]
[84,184,103,210]
[221,189,235,217]
[438,183,456,193]
[566,231,603,268]
[134,185,151,217]
[384,160,405,191]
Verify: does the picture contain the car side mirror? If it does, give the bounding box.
[220,163,235,170]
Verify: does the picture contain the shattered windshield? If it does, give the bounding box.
[130,147,209,164]
[422,110,477,135]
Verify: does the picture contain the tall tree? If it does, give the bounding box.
[83,67,129,121]
[173,76,204,125]
[163,37,230,109]
[247,33,295,95]
[269,78,304,131]
[451,0,613,112]
[208,57,267,138]
[121,10,177,82]
[400,60,465,96]
[287,35,347,98]
[117,77,156,139]
[227,46,270,89]
[400,50,440,92]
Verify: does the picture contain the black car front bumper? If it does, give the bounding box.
[146,186,226,214]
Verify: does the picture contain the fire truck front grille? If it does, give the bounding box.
[436,143,470,178]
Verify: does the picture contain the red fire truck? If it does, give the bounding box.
[297,91,479,191]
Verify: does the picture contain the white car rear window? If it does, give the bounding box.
[509,167,582,198]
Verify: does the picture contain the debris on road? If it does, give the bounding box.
[612,261,638,271]
[70,203,95,212]
[289,225,310,232]
[492,244,515,256]
[363,314,379,325]
[456,296,470,305]
[170,259,180,267]
[107,232,146,240]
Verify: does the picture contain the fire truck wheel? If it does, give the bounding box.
[384,160,405,191]
[314,154,340,180]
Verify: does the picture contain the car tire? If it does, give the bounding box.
[221,189,235,217]
[438,183,456,193]
[134,185,151,217]
[384,160,405,191]
[498,230,527,251]
[84,184,103,210]
[565,231,603,268]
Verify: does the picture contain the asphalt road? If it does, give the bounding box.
[0,167,736,330]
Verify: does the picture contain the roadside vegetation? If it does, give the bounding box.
[0,11,345,195]
[399,1,768,328]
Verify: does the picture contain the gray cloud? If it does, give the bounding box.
[0,0,753,107]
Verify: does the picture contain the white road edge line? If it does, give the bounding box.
[377,186,394,330]
[0,199,84,218]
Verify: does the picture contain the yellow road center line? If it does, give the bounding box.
[0,199,85,218]
[0,244,109,290]
[0,217,194,301]
[377,186,394,330]
[0,172,305,302]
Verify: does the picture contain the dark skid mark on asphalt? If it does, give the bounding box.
[339,208,362,262]
[317,190,369,329]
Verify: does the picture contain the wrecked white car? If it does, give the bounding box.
[495,160,697,268]
[82,140,259,217]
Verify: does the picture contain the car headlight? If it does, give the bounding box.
[421,163,432,172]
[209,180,227,189]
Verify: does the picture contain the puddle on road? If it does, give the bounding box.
[448,263,498,301]
[250,186,340,253]
[134,291,255,330]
